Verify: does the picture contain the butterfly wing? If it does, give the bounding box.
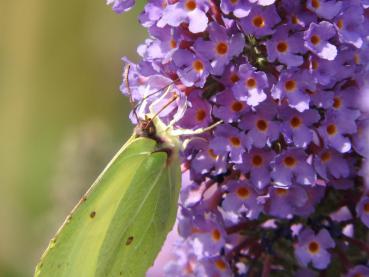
[35,136,181,277]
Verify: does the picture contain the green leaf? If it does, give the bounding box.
[35,135,181,277]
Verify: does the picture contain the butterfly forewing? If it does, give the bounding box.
[35,136,181,277]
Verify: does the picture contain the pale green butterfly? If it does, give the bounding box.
[34,65,221,277]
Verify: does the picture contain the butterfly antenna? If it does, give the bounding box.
[127,66,200,130]
[145,93,178,129]
[133,75,181,114]
[170,120,223,137]
[132,65,196,113]
[124,64,139,121]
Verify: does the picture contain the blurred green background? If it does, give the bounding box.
[0,1,146,276]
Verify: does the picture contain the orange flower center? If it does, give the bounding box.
[310,35,321,45]
[252,16,265,28]
[285,80,297,92]
[290,116,302,128]
[230,73,240,84]
[231,101,244,112]
[311,59,319,70]
[195,109,206,121]
[276,188,288,196]
[333,97,342,109]
[252,155,263,167]
[236,187,250,199]
[192,60,204,72]
[291,15,299,25]
[230,136,241,147]
[185,0,197,11]
[311,0,320,9]
[326,124,337,136]
[364,202,369,213]
[284,156,297,168]
[216,42,228,55]
[308,241,320,254]
[211,229,221,241]
[246,77,257,89]
[170,38,177,49]
[215,259,227,271]
[256,119,268,131]
[321,151,332,163]
[354,53,361,65]
[337,19,344,29]
[277,41,289,53]
[208,149,218,159]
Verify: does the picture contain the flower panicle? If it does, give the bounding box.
[110,0,369,275]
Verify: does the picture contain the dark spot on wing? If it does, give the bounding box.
[78,196,87,205]
[125,236,134,246]
[90,211,96,218]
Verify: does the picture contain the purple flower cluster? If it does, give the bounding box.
[107,0,135,13]
[109,0,369,275]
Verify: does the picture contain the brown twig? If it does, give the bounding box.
[261,255,271,277]
[226,237,254,260]
[225,220,256,234]
[332,247,352,272]
[343,235,369,255]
